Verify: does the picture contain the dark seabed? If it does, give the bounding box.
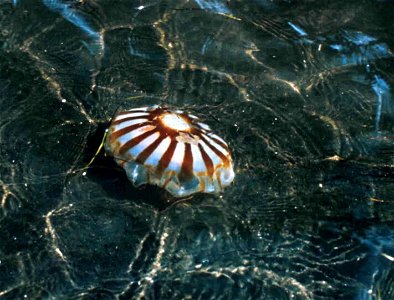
[0,0,394,299]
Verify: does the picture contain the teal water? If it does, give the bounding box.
[0,1,393,299]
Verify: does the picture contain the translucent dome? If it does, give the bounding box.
[105,106,235,197]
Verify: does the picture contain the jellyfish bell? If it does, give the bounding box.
[105,105,235,198]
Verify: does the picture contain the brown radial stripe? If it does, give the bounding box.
[200,136,229,166]
[110,121,150,141]
[156,140,177,174]
[135,133,166,164]
[111,115,150,126]
[207,134,228,151]
[198,143,214,177]
[217,171,223,190]
[180,143,193,179]
[119,128,158,156]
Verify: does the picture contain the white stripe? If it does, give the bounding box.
[198,122,210,131]
[208,133,227,146]
[145,137,171,167]
[115,112,150,121]
[117,125,155,146]
[191,144,206,173]
[128,106,149,112]
[128,131,160,158]
[202,133,227,156]
[199,140,221,166]
[113,118,149,131]
[166,142,185,172]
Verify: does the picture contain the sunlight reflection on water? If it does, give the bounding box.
[0,0,393,299]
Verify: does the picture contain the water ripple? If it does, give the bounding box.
[0,1,393,299]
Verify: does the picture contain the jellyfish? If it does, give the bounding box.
[105,106,235,197]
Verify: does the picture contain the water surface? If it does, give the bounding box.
[0,0,393,299]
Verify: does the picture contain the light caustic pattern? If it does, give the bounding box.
[2,1,394,299]
[105,106,235,197]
